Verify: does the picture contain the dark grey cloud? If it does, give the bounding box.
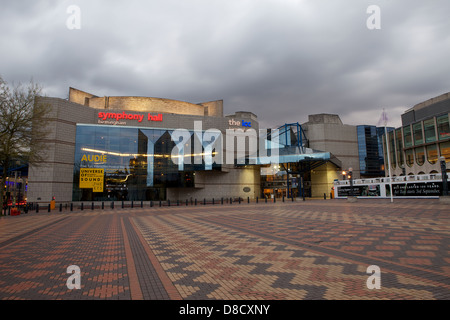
[1,0,449,129]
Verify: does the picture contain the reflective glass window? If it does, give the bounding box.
[396,129,404,167]
[437,114,450,141]
[415,147,425,166]
[405,149,414,167]
[389,131,396,168]
[440,141,450,162]
[426,144,438,164]
[413,122,423,145]
[403,125,412,148]
[423,119,436,143]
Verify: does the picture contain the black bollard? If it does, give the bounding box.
[81,203,84,211]
[212,198,215,205]
[122,201,124,209]
[195,199,197,206]
[92,202,94,210]
[102,202,104,210]
[247,197,250,204]
[60,203,62,212]
[221,197,223,205]
[141,201,143,208]
[48,204,51,212]
[70,203,73,211]
[168,199,170,207]
[324,193,326,200]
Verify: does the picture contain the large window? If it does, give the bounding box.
[440,141,450,162]
[403,125,412,148]
[415,147,425,166]
[389,131,396,169]
[437,114,450,141]
[405,149,414,167]
[426,144,438,164]
[423,119,436,143]
[395,129,404,167]
[72,125,219,201]
[413,122,423,145]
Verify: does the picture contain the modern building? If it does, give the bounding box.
[27,88,337,204]
[383,92,450,176]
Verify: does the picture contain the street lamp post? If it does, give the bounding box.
[440,156,448,197]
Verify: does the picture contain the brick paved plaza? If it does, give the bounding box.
[0,199,449,301]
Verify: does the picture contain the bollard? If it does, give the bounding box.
[48,204,51,212]
[230,197,232,204]
[195,199,197,206]
[59,203,62,212]
[159,200,162,207]
[292,195,294,202]
[111,201,114,209]
[239,197,241,204]
[177,200,179,206]
[92,202,94,210]
[168,199,170,207]
[256,196,258,204]
[212,198,215,205]
[102,202,104,210]
[330,192,333,199]
[131,201,134,208]
[122,201,124,209]
[186,199,188,206]
[70,203,73,211]
[324,193,326,200]
[141,201,143,208]
[81,203,84,211]
[303,194,305,201]
[221,197,223,205]
[203,198,206,205]
[247,197,250,204]
[150,200,153,207]
[36,204,39,213]
[274,196,276,203]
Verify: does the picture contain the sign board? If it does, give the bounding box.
[80,168,104,192]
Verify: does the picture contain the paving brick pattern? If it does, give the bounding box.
[0,199,448,300]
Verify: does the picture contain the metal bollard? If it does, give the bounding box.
[221,197,223,205]
[122,201,124,209]
[324,193,326,200]
[131,201,134,208]
[102,202,104,210]
[212,198,214,205]
[141,201,143,208]
[168,199,170,206]
[92,202,94,210]
[247,197,250,204]
[195,199,197,206]
[70,203,73,211]
[256,197,258,203]
[48,204,51,212]
[81,203,84,211]
[60,203,62,212]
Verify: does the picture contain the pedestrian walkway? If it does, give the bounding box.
[0,199,448,300]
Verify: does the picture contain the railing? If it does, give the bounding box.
[1,194,317,216]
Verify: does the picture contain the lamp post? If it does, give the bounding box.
[440,156,448,197]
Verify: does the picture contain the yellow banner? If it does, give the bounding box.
[80,168,104,192]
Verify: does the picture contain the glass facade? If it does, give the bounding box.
[413,122,423,145]
[395,128,404,167]
[440,141,450,162]
[423,118,436,143]
[426,144,438,164]
[437,114,450,141]
[357,126,387,177]
[72,125,220,201]
[415,147,425,166]
[403,125,412,148]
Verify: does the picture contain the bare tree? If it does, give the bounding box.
[0,76,51,209]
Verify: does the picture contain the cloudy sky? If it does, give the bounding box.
[1,0,449,129]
